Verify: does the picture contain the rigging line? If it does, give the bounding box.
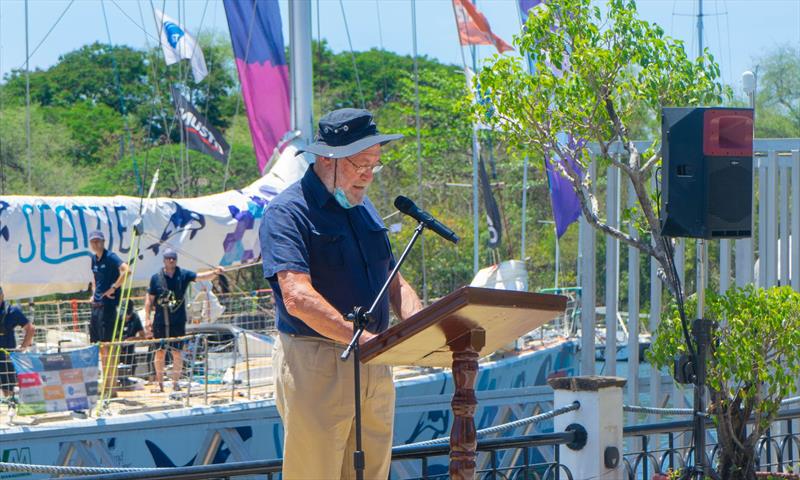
[338,0,366,109]
[201,0,219,119]
[374,0,384,50]
[108,0,159,43]
[176,0,211,195]
[223,0,259,191]
[101,0,143,196]
[24,0,31,192]
[0,0,5,195]
[316,0,322,101]
[714,0,724,84]
[411,0,428,305]
[145,0,183,195]
[14,0,75,71]
[139,0,176,192]
[722,0,732,89]
[669,0,677,40]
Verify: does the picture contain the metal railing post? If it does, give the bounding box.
[203,335,209,405]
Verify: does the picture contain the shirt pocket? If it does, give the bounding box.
[365,225,392,265]
[309,230,345,270]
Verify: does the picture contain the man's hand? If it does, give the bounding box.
[102,287,116,299]
[358,331,376,346]
[144,323,153,339]
[214,266,224,276]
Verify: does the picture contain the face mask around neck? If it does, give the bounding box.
[334,187,355,209]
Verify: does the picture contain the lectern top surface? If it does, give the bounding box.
[360,286,567,367]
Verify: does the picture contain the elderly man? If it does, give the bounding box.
[88,230,129,373]
[144,249,222,392]
[0,286,35,396]
[260,108,423,479]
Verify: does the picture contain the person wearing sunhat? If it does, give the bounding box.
[88,230,129,376]
[144,248,223,392]
[260,108,423,479]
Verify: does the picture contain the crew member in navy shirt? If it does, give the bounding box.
[0,286,35,396]
[144,248,222,392]
[260,108,423,479]
[88,230,129,376]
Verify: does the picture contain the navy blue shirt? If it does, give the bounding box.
[260,167,396,338]
[148,268,197,327]
[123,312,144,339]
[0,302,29,349]
[91,250,124,306]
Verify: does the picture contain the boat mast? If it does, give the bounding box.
[24,0,31,191]
[289,0,314,144]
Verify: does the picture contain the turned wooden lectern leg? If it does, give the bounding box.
[448,328,486,480]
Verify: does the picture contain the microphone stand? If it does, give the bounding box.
[341,221,426,480]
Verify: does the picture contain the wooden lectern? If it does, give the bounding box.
[361,286,567,479]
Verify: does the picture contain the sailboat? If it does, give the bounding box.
[0,1,578,476]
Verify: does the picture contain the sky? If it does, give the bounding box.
[0,0,798,93]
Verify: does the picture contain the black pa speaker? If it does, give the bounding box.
[660,107,754,239]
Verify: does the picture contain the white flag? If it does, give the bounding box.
[154,9,208,83]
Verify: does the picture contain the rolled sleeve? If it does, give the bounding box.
[260,204,310,280]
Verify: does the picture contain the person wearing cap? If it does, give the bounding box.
[144,248,223,392]
[88,230,129,374]
[0,287,35,396]
[260,108,423,479]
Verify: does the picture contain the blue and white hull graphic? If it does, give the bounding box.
[0,340,577,479]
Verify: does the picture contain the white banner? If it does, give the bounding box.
[0,147,308,300]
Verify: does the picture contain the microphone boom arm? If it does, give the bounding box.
[341,221,425,360]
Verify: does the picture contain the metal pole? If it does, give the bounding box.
[472,130,480,275]
[289,0,314,143]
[604,165,620,376]
[243,332,251,400]
[203,335,209,405]
[697,0,703,58]
[579,156,597,375]
[554,226,560,289]
[24,0,31,191]
[471,41,480,275]
[411,0,428,304]
[521,155,529,261]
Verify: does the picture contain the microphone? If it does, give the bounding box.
[394,196,460,244]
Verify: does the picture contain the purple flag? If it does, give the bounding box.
[223,0,290,174]
[518,0,544,23]
[544,137,583,238]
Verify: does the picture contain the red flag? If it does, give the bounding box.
[452,0,513,53]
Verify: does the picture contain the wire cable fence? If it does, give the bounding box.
[0,325,274,424]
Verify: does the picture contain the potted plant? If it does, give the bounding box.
[649,285,800,480]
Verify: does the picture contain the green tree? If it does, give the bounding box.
[473,0,726,298]
[754,44,800,138]
[649,286,800,480]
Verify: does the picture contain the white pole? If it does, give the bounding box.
[579,156,597,375]
[627,179,640,416]
[737,71,757,287]
[604,165,620,377]
[521,155,529,261]
[554,226,560,289]
[792,150,800,292]
[289,0,314,143]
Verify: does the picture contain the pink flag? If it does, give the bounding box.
[452,0,514,54]
[223,0,291,174]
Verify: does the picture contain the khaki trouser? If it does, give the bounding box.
[274,332,395,479]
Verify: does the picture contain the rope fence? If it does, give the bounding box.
[404,401,581,448]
